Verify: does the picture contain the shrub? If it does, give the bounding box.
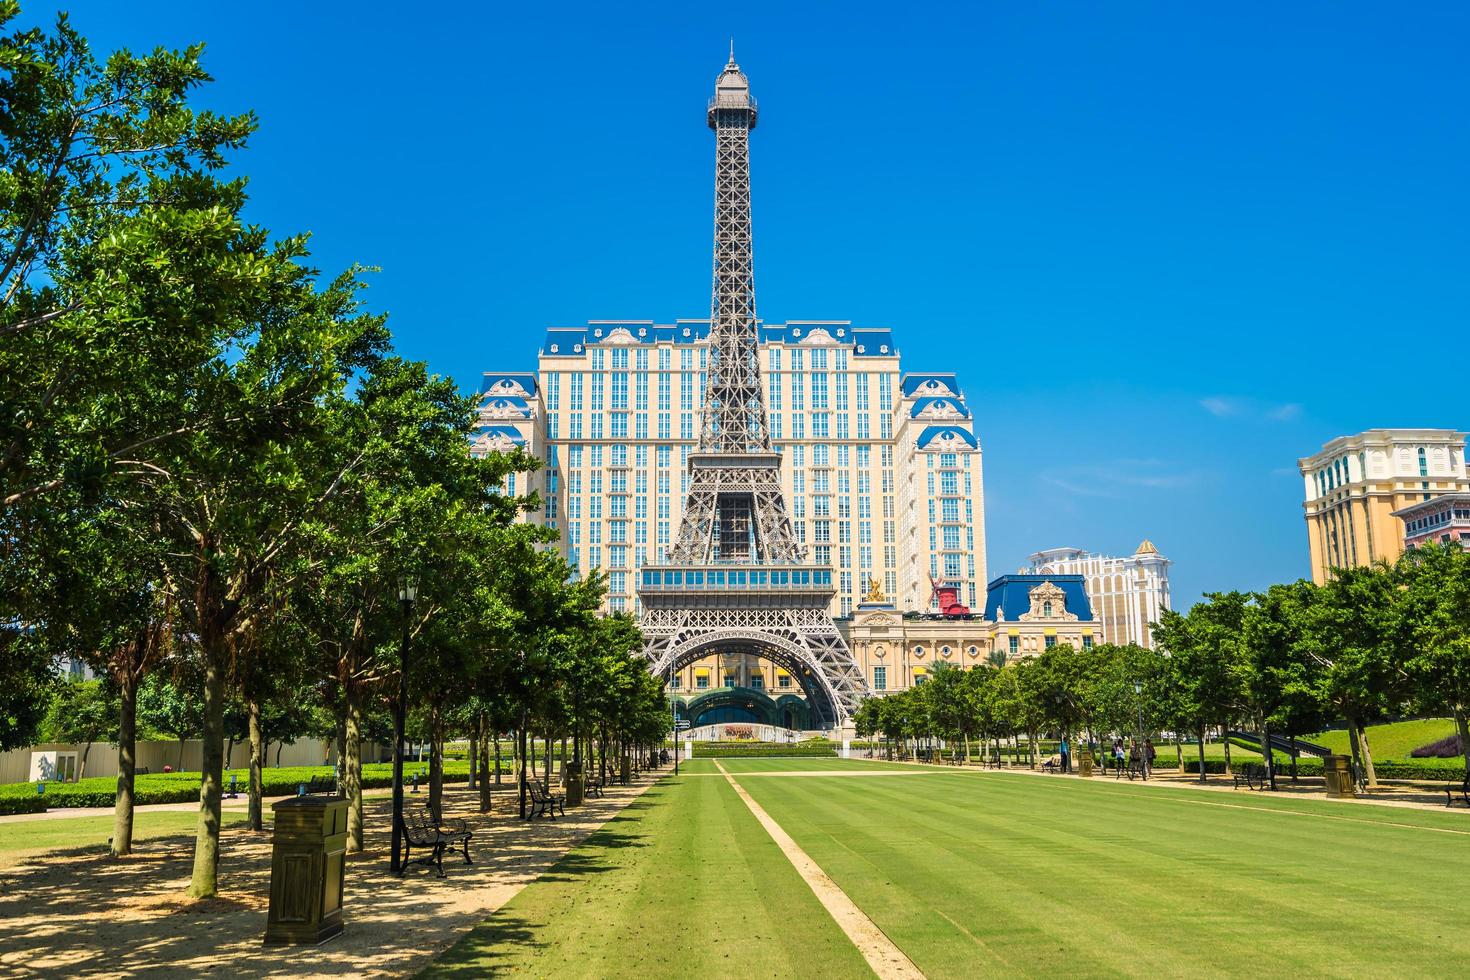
[0,760,495,809]
[1410,734,1463,758]
[692,741,838,758]
[0,795,47,815]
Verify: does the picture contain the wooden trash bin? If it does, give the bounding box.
[264,794,348,945]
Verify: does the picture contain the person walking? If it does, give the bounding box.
[1112,739,1125,775]
[1145,738,1157,777]
[1128,739,1142,777]
[1059,736,1071,774]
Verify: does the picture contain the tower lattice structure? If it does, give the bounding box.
[639,53,868,726]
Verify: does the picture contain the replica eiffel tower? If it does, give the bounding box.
[638,51,868,727]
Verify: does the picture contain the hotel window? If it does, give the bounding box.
[1009,636,1019,656]
[696,672,710,690]
[873,666,887,691]
[1082,635,1093,650]
[778,672,792,689]
[750,673,764,690]
[1045,635,1056,649]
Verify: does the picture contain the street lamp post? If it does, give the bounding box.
[669,663,679,776]
[390,575,417,875]
[1133,680,1147,782]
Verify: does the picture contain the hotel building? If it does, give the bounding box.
[1026,542,1172,648]
[474,322,985,622]
[1298,429,1470,583]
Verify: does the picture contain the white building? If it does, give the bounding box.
[1026,541,1171,648]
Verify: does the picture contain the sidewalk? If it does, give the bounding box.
[0,770,671,978]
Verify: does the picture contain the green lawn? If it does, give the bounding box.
[1309,718,1459,760]
[0,809,249,865]
[422,768,870,978]
[427,758,1470,979]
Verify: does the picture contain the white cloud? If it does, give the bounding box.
[1200,396,1303,423]
[1043,463,1205,500]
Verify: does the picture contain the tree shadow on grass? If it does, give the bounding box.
[418,912,545,977]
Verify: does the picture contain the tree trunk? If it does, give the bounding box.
[79,740,92,781]
[428,707,444,822]
[1197,725,1207,784]
[468,717,478,792]
[188,644,226,899]
[1455,707,1470,780]
[1262,717,1276,790]
[247,698,265,832]
[478,717,492,813]
[1346,714,1364,780]
[1357,720,1378,788]
[112,671,138,857]
[177,736,186,772]
[344,688,364,852]
[494,731,503,786]
[275,741,284,767]
[1223,729,1232,776]
[518,724,529,819]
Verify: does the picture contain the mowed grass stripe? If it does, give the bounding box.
[741,764,1470,979]
[422,773,874,979]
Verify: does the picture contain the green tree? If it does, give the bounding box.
[1396,542,1470,777]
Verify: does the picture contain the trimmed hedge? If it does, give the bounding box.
[0,760,498,809]
[0,794,49,815]
[692,740,838,758]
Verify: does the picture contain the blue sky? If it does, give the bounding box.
[39,2,1470,608]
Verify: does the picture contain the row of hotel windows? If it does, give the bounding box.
[545,367,894,413]
[574,544,901,576]
[1316,446,1445,497]
[1407,509,1470,533]
[558,442,898,470]
[548,410,901,441]
[550,341,869,374]
[670,670,795,690]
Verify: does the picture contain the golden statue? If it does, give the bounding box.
[865,576,886,603]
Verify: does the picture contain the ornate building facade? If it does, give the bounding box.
[1026,542,1171,648]
[1298,428,1470,583]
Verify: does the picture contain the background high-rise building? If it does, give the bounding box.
[476,319,985,619]
[1026,542,1171,648]
[1298,428,1470,583]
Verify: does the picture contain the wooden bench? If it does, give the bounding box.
[527,779,565,819]
[585,775,605,799]
[135,767,150,776]
[1040,756,1061,773]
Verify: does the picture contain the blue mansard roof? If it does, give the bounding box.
[539,320,900,356]
[903,373,962,397]
[471,424,526,446]
[478,373,538,397]
[984,575,1095,623]
[909,397,971,419]
[915,426,978,450]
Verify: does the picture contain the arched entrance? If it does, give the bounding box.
[655,630,847,727]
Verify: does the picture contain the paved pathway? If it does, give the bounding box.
[0,772,668,978]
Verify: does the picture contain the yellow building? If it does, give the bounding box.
[1298,428,1470,583]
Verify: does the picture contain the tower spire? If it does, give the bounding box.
[702,48,764,455]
